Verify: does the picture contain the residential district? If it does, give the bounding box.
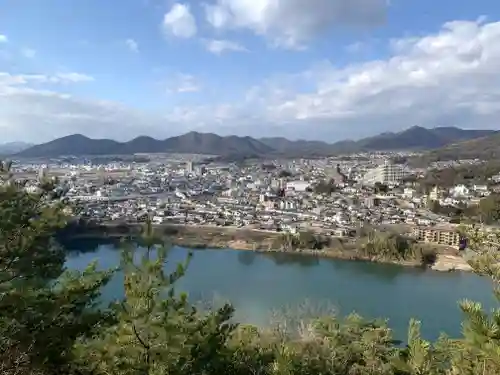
[6,151,500,253]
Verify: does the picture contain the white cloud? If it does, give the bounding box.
[0,72,94,87]
[162,3,197,38]
[0,90,167,143]
[0,35,7,43]
[204,0,388,48]
[125,38,139,53]
[2,19,500,142]
[204,39,248,54]
[167,73,202,93]
[246,19,500,138]
[0,74,166,142]
[54,72,95,83]
[21,48,36,58]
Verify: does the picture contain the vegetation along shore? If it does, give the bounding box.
[61,220,471,272]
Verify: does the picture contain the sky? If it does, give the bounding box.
[1,0,500,143]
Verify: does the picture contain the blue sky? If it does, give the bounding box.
[1,0,500,143]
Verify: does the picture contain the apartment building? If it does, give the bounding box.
[362,161,406,185]
[411,226,461,248]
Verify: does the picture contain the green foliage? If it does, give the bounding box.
[358,230,434,264]
[273,231,329,251]
[476,193,500,224]
[74,220,241,375]
[450,225,500,374]
[313,179,337,195]
[0,166,113,375]
[374,182,390,194]
[419,162,500,189]
[278,170,292,178]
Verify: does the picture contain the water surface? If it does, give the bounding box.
[65,239,496,341]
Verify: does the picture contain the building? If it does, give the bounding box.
[194,165,206,175]
[450,184,469,198]
[411,226,461,248]
[362,161,406,185]
[429,186,440,201]
[186,161,193,174]
[38,166,48,182]
[285,180,310,192]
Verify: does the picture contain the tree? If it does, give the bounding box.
[313,180,336,195]
[477,194,500,224]
[0,162,113,375]
[448,225,500,374]
[278,170,292,178]
[74,220,239,375]
[374,182,389,194]
[429,199,441,214]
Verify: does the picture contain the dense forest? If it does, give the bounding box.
[1,164,500,374]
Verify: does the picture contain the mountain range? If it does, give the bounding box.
[14,126,498,158]
[414,132,500,164]
[0,142,34,155]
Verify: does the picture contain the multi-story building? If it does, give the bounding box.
[38,165,48,182]
[411,226,461,248]
[286,180,310,192]
[428,186,440,201]
[361,161,406,185]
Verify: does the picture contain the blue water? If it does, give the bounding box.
[65,240,496,341]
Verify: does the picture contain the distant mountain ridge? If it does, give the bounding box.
[0,142,34,155]
[16,127,498,158]
[414,132,500,164]
[350,126,495,150]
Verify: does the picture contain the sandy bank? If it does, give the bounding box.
[431,255,473,272]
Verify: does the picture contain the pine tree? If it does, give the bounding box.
[74,219,239,375]
[0,162,113,375]
[447,225,500,374]
[393,319,450,375]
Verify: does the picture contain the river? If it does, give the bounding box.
[64,238,496,342]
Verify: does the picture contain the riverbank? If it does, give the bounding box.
[431,255,472,272]
[219,239,471,272]
[62,221,472,272]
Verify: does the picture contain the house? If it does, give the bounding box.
[450,184,469,198]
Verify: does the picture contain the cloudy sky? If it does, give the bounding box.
[1,0,500,143]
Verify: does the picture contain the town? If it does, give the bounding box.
[7,151,499,256]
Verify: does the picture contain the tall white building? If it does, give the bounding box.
[362,161,406,185]
[38,166,48,182]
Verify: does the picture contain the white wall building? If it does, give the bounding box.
[362,161,406,185]
[286,180,310,192]
[450,184,469,198]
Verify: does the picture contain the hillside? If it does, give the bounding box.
[261,126,496,156]
[414,132,500,164]
[18,134,124,157]
[353,126,496,151]
[17,132,275,158]
[16,126,496,158]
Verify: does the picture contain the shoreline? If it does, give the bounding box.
[230,244,472,273]
[63,222,473,273]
